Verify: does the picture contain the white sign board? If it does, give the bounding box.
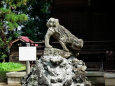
[19,47,36,61]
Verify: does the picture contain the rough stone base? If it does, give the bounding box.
[6,72,26,85]
[104,73,115,86]
[87,71,104,85]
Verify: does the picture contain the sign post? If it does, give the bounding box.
[26,61,30,74]
[19,43,36,75]
[26,43,30,74]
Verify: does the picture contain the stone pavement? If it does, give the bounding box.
[0,83,21,86]
[0,83,8,86]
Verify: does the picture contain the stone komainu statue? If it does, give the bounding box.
[21,18,91,86]
[45,18,83,52]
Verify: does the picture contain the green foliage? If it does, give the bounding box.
[0,62,26,71]
[0,38,8,59]
[0,8,11,14]
[21,0,52,41]
[3,0,27,8]
[0,0,28,60]
[0,38,4,46]
[4,13,28,30]
[0,62,26,82]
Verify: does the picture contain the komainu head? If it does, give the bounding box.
[46,18,59,28]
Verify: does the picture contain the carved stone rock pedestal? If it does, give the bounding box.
[21,48,91,86]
